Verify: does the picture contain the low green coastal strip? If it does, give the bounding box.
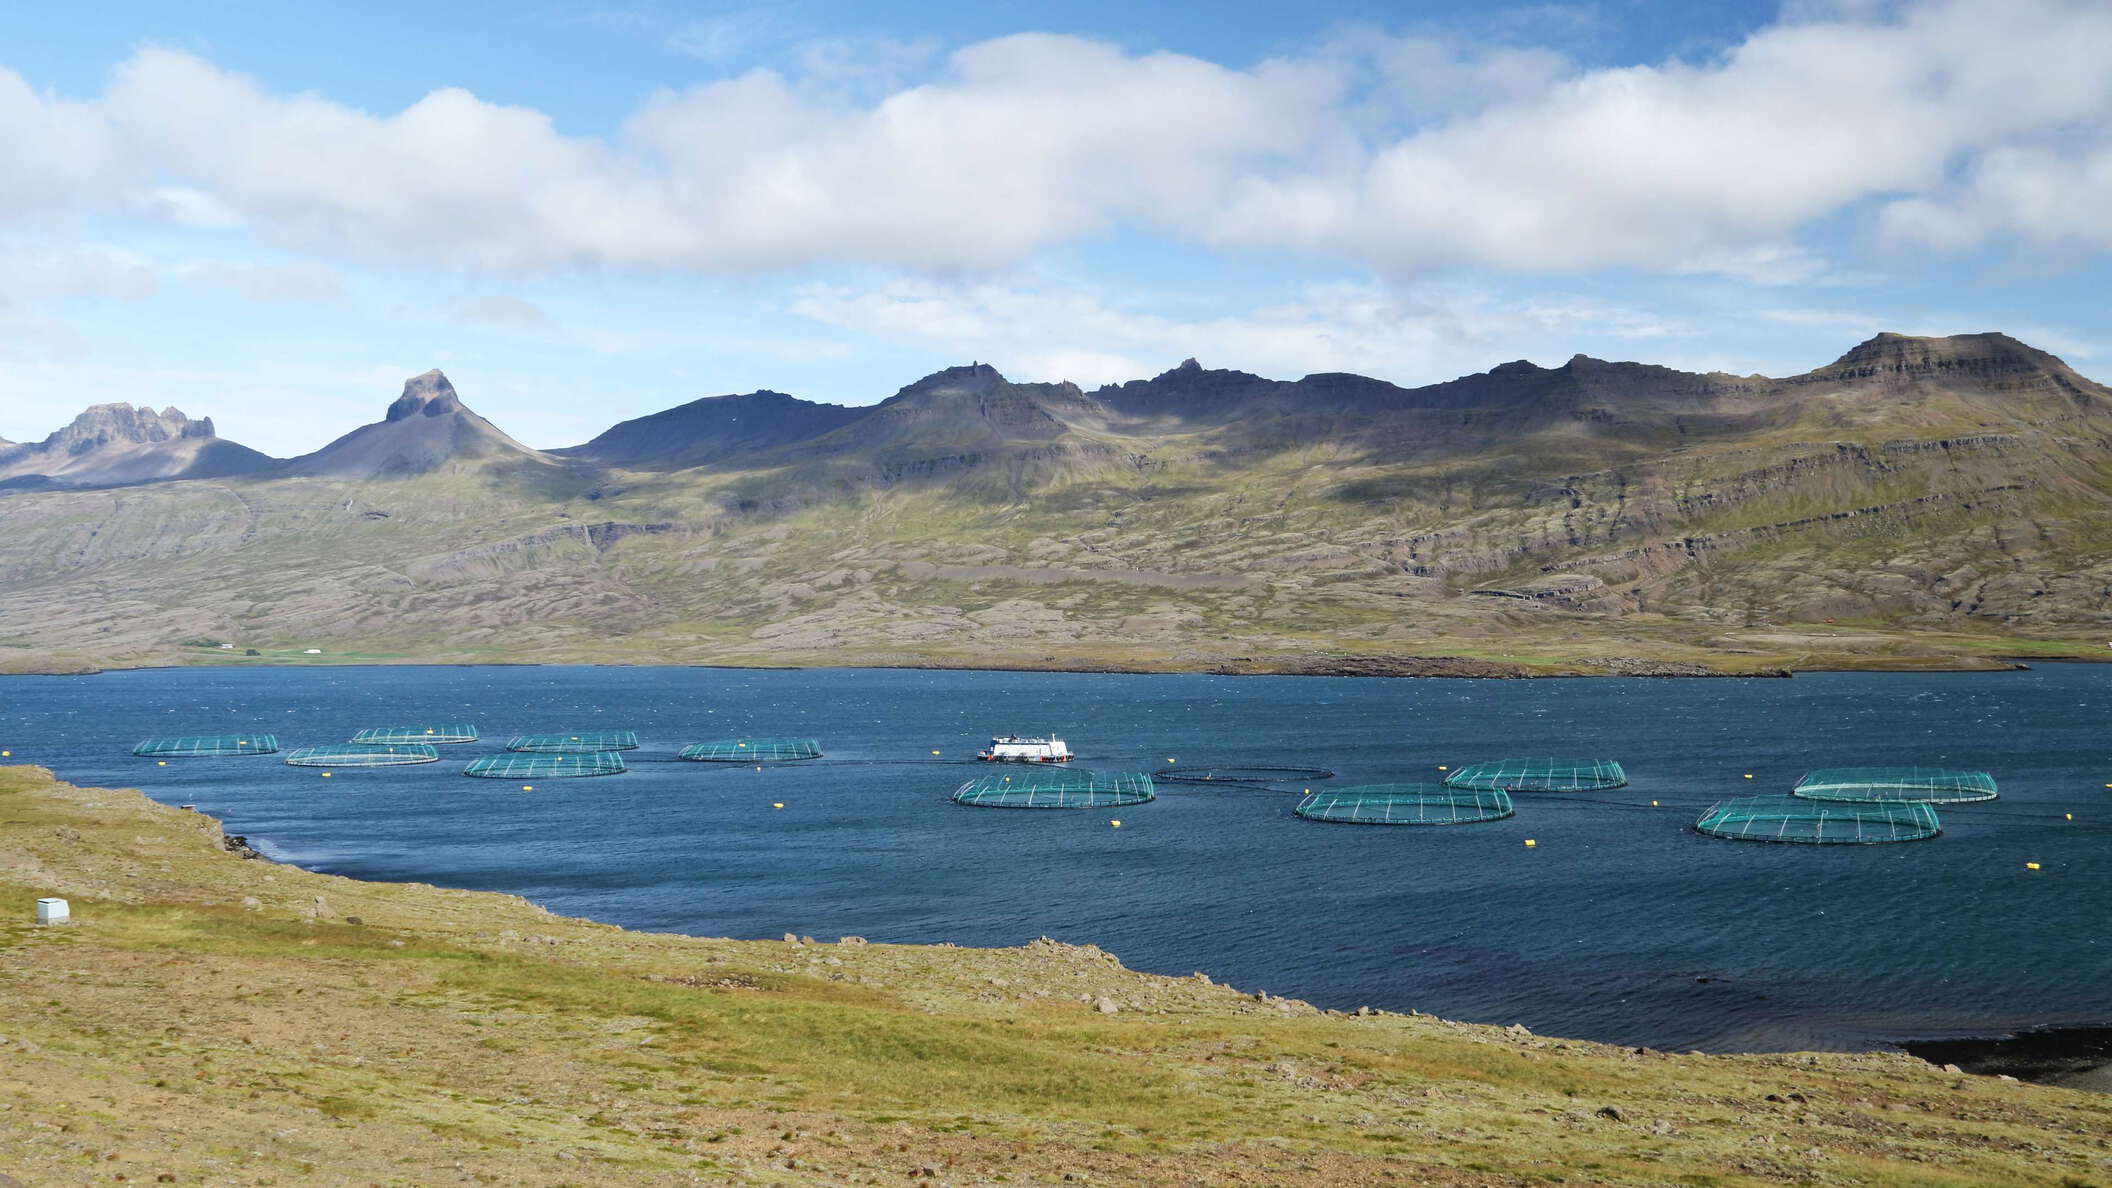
[2,765,2108,1186]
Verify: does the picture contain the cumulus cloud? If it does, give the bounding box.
[0,0,2107,280]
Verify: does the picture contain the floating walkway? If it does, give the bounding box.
[506,731,640,753]
[1695,796,1940,844]
[1445,758,1627,792]
[466,752,627,779]
[952,771,1155,809]
[134,733,279,758]
[1792,766,1997,804]
[286,743,439,767]
[352,724,479,745]
[1296,784,1513,826]
[680,738,822,762]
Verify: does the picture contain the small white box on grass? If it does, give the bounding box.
[35,897,68,925]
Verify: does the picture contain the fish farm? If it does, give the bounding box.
[465,752,628,779]
[285,743,439,767]
[952,771,1156,809]
[133,733,280,757]
[110,720,2032,854]
[505,731,641,753]
[1791,766,1998,804]
[351,725,479,745]
[1694,796,1941,844]
[679,738,823,762]
[1443,758,1628,792]
[1295,784,1514,825]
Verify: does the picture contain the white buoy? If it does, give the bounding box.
[36,897,68,925]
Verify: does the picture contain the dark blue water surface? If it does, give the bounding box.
[5,663,2108,1053]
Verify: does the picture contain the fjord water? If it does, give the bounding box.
[6,664,2107,1053]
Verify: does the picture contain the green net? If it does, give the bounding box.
[285,743,440,767]
[465,752,627,779]
[352,725,479,744]
[1695,796,1940,844]
[506,731,640,753]
[952,771,1155,809]
[679,738,822,762]
[1296,784,1513,825]
[1792,767,1997,804]
[1444,758,1627,792]
[134,733,279,757]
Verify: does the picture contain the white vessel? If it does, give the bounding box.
[978,735,1073,763]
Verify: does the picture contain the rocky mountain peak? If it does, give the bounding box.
[1176,357,1201,371]
[885,362,1009,402]
[287,369,549,480]
[1816,331,2055,379]
[386,370,465,421]
[48,404,217,452]
[0,402,272,489]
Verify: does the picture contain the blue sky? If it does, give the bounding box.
[1,0,2108,455]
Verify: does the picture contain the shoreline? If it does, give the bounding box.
[6,763,2111,1184]
[84,764,2112,1089]
[1900,1028,2112,1093]
[6,647,2098,680]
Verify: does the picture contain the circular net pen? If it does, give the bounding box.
[506,731,640,753]
[134,733,279,758]
[952,771,1155,809]
[680,738,822,762]
[1445,758,1627,792]
[1296,784,1513,826]
[465,752,627,779]
[286,743,440,767]
[1792,766,1997,804]
[352,724,479,745]
[1695,796,1940,844]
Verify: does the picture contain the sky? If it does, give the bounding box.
[1,0,2109,455]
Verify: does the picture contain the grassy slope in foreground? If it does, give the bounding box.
[2,767,2108,1187]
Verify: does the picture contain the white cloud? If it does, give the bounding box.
[457,295,558,330]
[1212,0,2112,273]
[194,261,342,302]
[0,0,2107,288]
[790,277,1695,388]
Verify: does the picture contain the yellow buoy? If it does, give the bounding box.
[773,802,784,809]
[756,765,763,771]
[1651,800,1659,806]
[1437,765,1448,771]
[1167,758,1176,764]
[2026,862,2041,871]
[321,772,332,778]
[2066,813,2074,820]
[1,750,9,757]
[1743,773,1753,779]
[932,750,941,755]
[157,760,167,766]
[1110,819,1122,827]
[522,784,533,791]
[1524,839,1537,848]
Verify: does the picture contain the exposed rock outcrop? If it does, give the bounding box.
[285,370,557,480]
[0,403,276,490]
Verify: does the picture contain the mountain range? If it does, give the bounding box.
[2,331,2108,675]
